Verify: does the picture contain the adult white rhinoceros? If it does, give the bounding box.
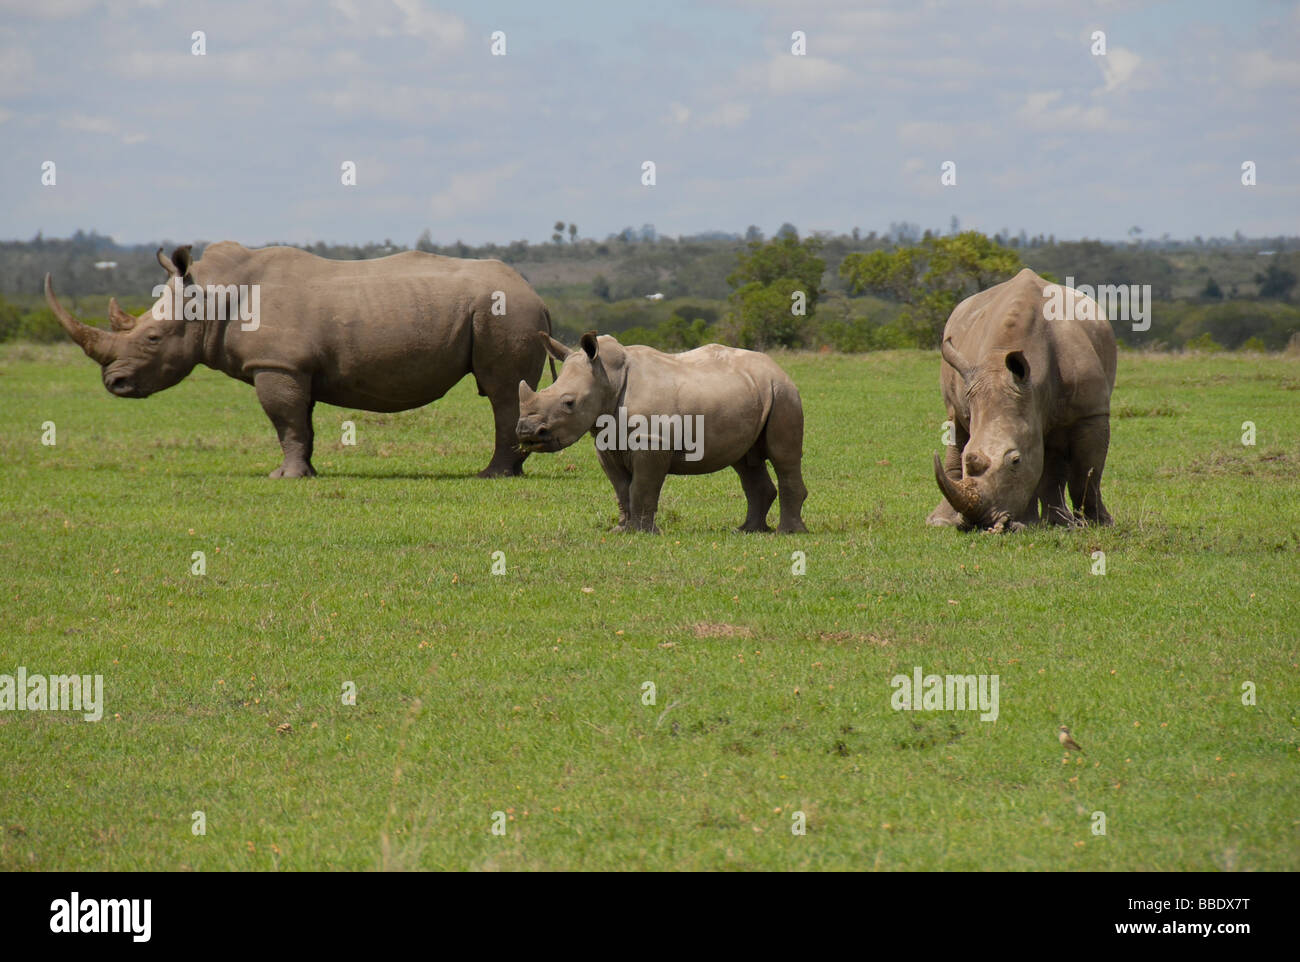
[928,267,1117,532]
[45,242,555,478]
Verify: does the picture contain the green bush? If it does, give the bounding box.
[1184,331,1223,352]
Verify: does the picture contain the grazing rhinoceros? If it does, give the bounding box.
[516,332,808,534]
[928,267,1116,532]
[45,243,555,478]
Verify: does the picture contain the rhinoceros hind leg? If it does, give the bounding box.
[762,388,808,534]
[733,453,776,532]
[255,369,317,479]
[472,311,547,478]
[476,388,527,478]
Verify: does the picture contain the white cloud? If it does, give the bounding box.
[1097,47,1141,92]
[1017,90,1108,131]
[663,100,748,129]
[0,40,35,96]
[331,0,361,21]
[60,112,147,143]
[429,162,523,219]
[700,102,749,128]
[0,0,97,18]
[390,0,466,49]
[1237,49,1300,88]
[898,120,981,148]
[753,55,855,94]
[315,83,505,123]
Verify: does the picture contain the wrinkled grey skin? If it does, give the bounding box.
[927,268,1117,532]
[517,332,808,534]
[46,243,552,478]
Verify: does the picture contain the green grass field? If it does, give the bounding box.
[1,343,1296,871]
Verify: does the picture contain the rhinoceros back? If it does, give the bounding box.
[192,244,546,412]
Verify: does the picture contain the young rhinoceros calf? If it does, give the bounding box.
[928,267,1117,532]
[516,332,808,534]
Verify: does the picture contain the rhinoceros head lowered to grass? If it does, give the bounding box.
[516,331,626,452]
[929,268,1117,533]
[45,246,204,399]
[933,337,1045,532]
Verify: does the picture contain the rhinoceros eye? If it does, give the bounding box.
[146,332,163,344]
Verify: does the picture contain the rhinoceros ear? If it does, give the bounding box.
[171,245,193,277]
[156,245,194,281]
[580,331,599,359]
[1005,350,1029,383]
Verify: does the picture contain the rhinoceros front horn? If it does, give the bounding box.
[933,452,984,525]
[45,274,118,365]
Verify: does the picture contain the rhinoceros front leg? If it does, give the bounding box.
[627,454,670,534]
[254,369,317,478]
[595,448,632,530]
[1037,444,1072,525]
[1067,414,1113,525]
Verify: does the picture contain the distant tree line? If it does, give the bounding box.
[3,226,1298,352]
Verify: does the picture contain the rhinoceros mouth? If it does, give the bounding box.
[982,511,1026,534]
[106,379,144,398]
[932,452,1029,533]
[516,437,562,454]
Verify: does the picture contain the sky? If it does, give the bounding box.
[1,0,1297,247]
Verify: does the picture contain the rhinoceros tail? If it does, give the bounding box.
[543,306,558,383]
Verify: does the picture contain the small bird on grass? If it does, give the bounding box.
[1058,725,1084,753]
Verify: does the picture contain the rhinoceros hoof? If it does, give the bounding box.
[270,463,316,479]
[738,521,774,533]
[777,521,809,534]
[616,523,660,535]
[926,504,964,527]
[477,464,524,479]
